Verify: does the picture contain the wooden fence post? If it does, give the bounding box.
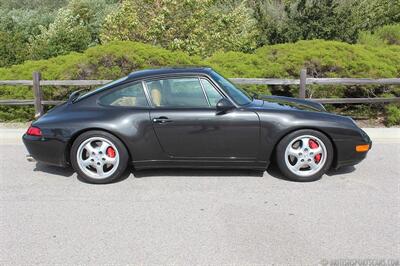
[299,68,307,99]
[32,71,43,118]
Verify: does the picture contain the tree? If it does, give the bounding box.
[29,0,116,60]
[0,8,56,66]
[250,0,290,45]
[0,0,67,10]
[100,0,258,56]
[250,0,392,45]
[354,0,400,31]
[0,31,29,67]
[29,8,92,60]
[287,0,334,40]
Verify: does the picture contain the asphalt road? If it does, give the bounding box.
[0,133,399,265]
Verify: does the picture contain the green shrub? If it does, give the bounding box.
[207,40,400,100]
[0,41,201,80]
[357,32,386,47]
[358,24,400,46]
[375,24,400,45]
[385,104,400,126]
[0,106,34,122]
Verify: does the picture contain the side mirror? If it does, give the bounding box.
[216,98,235,113]
[251,92,259,99]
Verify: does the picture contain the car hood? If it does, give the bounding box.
[248,95,326,112]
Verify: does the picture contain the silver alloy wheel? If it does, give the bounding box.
[76,137,120,179]
[284,135,327,177]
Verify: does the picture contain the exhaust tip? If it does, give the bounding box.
[26,155,36,162]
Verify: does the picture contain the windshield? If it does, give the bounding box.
[211,71,252,106]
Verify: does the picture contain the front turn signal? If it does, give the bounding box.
[356,144,370,152]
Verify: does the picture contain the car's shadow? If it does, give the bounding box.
[33,162,356,184]
[326,166,356,176]
[33,162,129,184]
[33,162,263,183]
[266,163,356,182]
[34,162,75,177]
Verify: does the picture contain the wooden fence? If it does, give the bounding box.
[0,69,399,117]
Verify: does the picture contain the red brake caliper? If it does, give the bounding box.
[106,147,116,158]
[309,139,321,163]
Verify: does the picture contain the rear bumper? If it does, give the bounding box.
[22,134,68,167]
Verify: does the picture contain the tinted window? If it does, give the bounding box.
[146,78,209,108]
[99,82,149,107]
[211,71,252,106]
[78,76,128,101]
[201,78,223,106]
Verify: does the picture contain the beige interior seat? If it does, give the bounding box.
[112,97,136,106]
[150,83,162,106]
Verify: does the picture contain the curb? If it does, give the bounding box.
[362,128,400,143]
[1,128,26,145]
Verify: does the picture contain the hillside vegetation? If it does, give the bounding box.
[0,40,399,123]
[2,40,399,80]
[1,0,399,66]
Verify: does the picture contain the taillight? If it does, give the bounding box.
[27,126,42,137]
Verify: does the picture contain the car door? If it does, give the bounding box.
[145,76,260,160]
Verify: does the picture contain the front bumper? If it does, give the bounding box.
[333,138,372,169]
[22,134,68,167]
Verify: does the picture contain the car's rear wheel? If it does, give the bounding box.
[70,131,129,184]
[276,129,333,182]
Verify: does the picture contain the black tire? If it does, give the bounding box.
[70,130,129,184]
[275,129,334,182]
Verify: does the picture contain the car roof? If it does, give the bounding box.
[75,67,215,102]
[126,67,214,80]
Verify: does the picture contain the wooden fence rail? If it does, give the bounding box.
[0,69,399,118]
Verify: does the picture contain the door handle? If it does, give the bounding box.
[152,116,172,123]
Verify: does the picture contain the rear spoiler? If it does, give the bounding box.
[67,89,88,104]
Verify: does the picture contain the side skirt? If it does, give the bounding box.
[133,159,269,171]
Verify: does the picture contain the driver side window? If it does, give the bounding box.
[146,78,209,108]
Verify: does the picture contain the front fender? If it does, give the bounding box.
[256,109,369,168]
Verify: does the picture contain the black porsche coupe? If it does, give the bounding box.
[23,67,371,184]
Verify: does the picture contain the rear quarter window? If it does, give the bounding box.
[99,82,149,107]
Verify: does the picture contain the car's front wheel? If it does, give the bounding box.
[276,129,333,182]
[70,130,129,184]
